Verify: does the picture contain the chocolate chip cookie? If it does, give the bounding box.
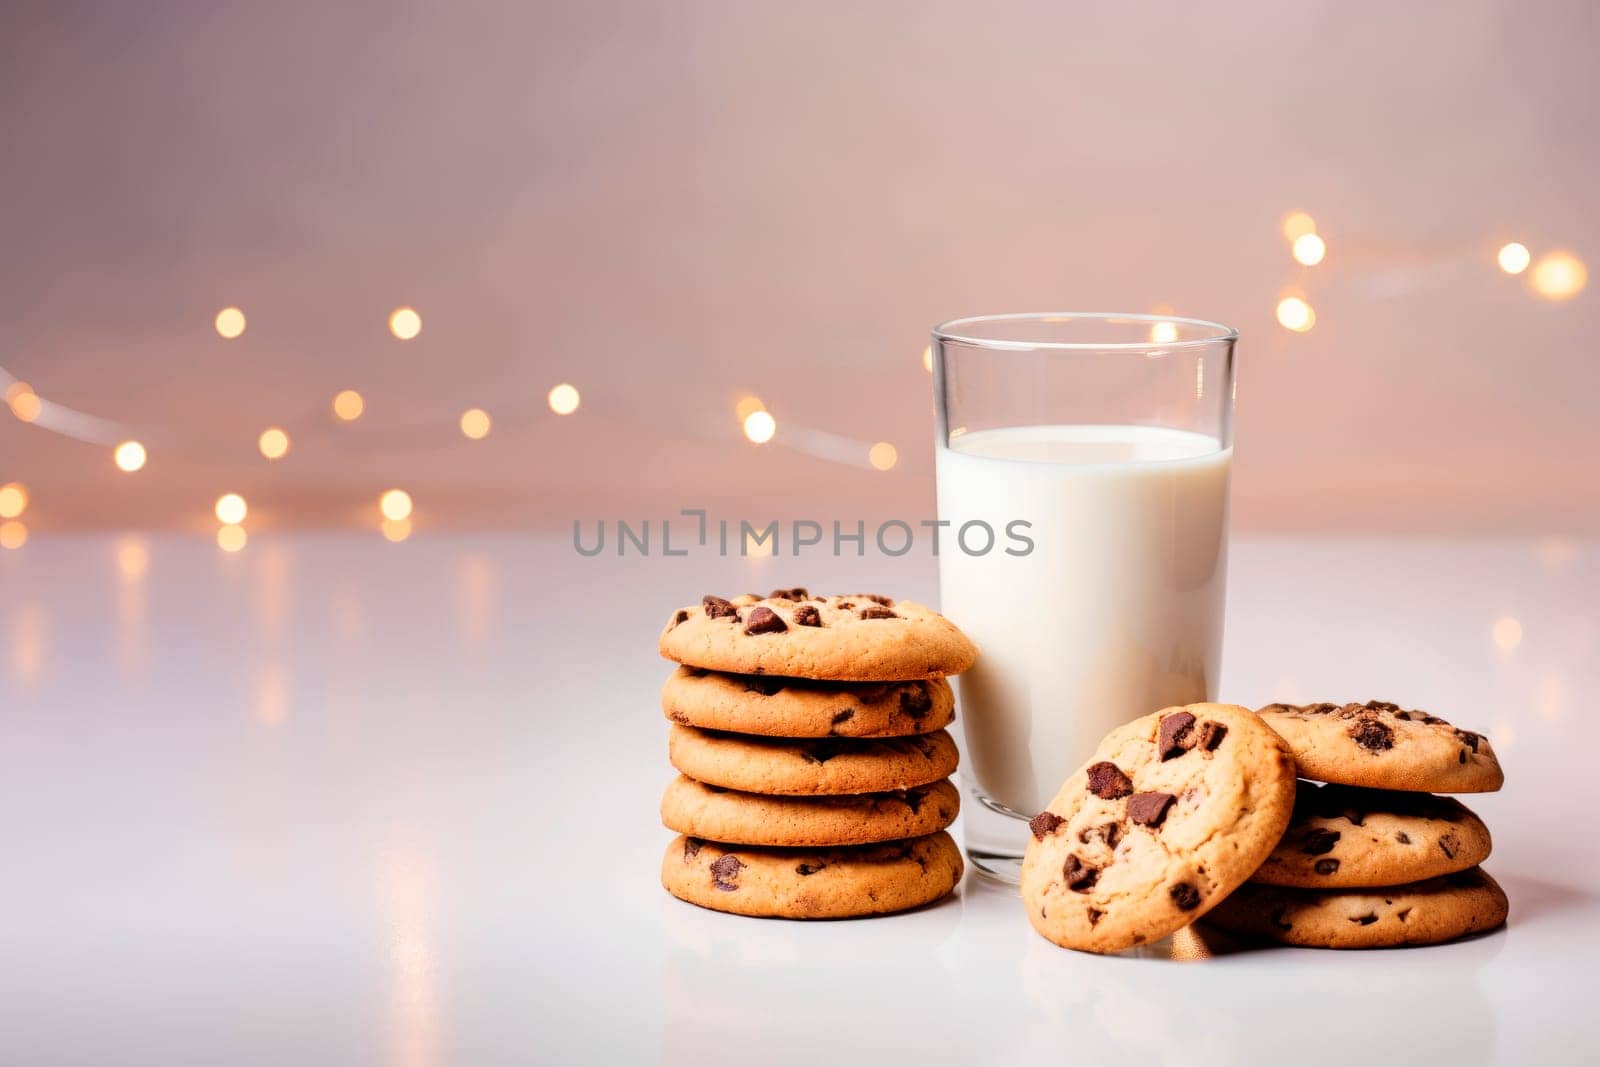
[660,774,959,847]
[1206,867,1509,948]
[1020,703,1297,954]
[1252,781,1492,889]
[661,831,964,918]
[1257,701,1504,793]
[659,591,978,681]
[661,666,954,738]
[668,724,960,795]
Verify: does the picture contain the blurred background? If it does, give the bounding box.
[2,0,1596,548]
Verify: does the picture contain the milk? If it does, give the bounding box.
[935,424,1231,818]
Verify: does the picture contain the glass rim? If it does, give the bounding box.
[933,311,1238,352]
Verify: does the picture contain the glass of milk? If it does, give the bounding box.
[932,313,1237,882]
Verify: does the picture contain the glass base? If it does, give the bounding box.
[961,781,1033,884]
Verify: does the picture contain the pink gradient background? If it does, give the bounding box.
[2,1,1596,534]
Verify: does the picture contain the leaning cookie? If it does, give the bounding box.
[1020,703,1298,954]
[661,832,964,919]
[659,590,978,681]
[1258,701,1503,793]
[668,724,960,795]
[1252,781,1492,888]
[1205,867,1509,948]
[662,667,955,738]
[660,774,959,847]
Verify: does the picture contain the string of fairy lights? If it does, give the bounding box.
[1,305,585,552]
[0,215,1588,554]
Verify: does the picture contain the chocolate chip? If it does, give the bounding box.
[1085,761,1133,799]
[848,593,894,606]
[801,741,841,765]
[1078,821,1122,848]
[1314,858,1340,875]
[1341,807,1366,827]
[1062,854,1099,892]
[901,789,926,813]
[830,708,855,726]
[796,861,825,876]
[1029,811,1065,840]
[1087,908,1103,927]
[1195,721,1228,751]
[1438,832,1460,859]
[1396,908,1412,922]
[1350,912,1378,926]
[859,605,898,620]
[683,838,702,860]
[1396,831,1411,845]
[1270,905,1292,930]
[743,677,786,696]
[671,609,689,627]
[836,601,855,611]
[710,854,744,890]
[701,595,738,620]
[743,606,787,635]
[1169,882,1201,911]
[668,710,689,724]
[1159,712,1198,760]
[1455,729,1482,752]
[1300,828,1341,855]
[1458,750,1467,764]
[1127,791,1177,828]
[900,685,932,715]
[768,587,809,601]
[793,604,822,627]
[1365,700,1400,712]
[1348,717,1394,751]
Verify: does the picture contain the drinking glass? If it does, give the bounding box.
[932,313,1238,882]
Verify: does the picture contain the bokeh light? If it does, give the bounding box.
[1529,250,1587,300]
[214,493,248,525]
[1492,616,1523,651]
[216,524,248,553]
[214,306,247,339]
[1149,321,1178,344]
[1281,211,1317,242]
[333,389,365,421]
[0,521,26,550]
[1496,242,1531,275]
[735,395,765,422]
[459,408,492,439]
[258,427,291,459]
[1292,233,1326,266]
[743,409,776,444]
[8,383,41,422]
[868,442,898,471]
[114,441,147,472]
[388,306,422,340]
[382,517,413,542]
[0,482,27,519]
[548,383,581,415]
[380,489,413,521]
[1275,296,1315,333]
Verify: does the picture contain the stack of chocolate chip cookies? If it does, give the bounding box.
[656,589,978,919]
[1204,700,1509,948]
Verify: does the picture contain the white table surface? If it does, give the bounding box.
[1,533,1593,1066]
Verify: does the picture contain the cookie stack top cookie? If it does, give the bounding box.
[660,590,978,681]
[1256,700,1504,793]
